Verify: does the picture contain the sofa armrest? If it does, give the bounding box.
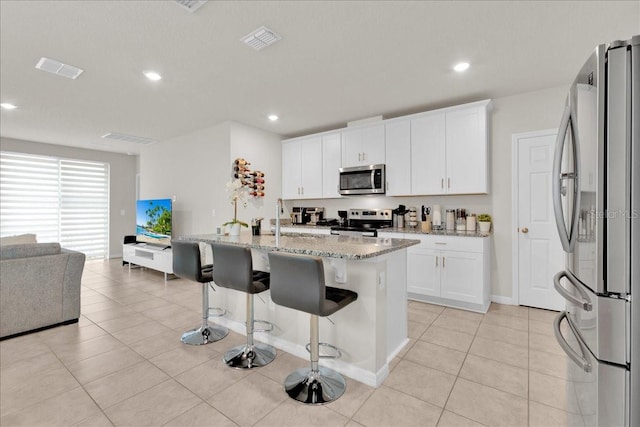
[61,249,85,321]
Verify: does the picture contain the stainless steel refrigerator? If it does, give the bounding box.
[552,35,638,427]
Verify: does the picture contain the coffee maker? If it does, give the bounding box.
[305,207,324,225]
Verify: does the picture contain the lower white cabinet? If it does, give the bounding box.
[123,243,173,280]
[398,234,490,312]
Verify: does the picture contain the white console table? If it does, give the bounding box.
[122,243,173,281]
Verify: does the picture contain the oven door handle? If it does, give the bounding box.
[553,270,593,311]
[554,312,592,373]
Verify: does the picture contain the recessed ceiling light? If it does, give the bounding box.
[1,103,17,110]
[453,62,470,72]
[268,115,279,121]
[144,71,162,81]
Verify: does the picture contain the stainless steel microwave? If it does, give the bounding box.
[339,164,385,195]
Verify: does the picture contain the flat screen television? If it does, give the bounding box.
[136,198,172,247]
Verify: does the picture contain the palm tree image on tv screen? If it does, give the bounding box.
[136,199,172,246]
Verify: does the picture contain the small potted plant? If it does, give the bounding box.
[477,214,492,233]
[223,179,249,235]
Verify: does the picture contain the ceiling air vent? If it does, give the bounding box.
[174,0,207,13]
[241,26,281,51]
[101,132,155,145]
[35,57,83,79]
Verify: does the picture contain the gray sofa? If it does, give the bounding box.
[0,243,85,339]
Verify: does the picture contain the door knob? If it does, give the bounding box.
[522,227,529,234]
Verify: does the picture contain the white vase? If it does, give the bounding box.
[227,223,241,236]
[478,221,491,233]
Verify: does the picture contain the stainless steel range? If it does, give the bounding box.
[330,209,392,237]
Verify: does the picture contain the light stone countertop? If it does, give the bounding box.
[177,232,419,260]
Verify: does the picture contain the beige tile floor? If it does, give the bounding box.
[0,259,582,427]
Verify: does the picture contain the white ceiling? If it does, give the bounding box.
[1,1,638,154]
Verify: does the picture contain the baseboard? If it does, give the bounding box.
[0,318,79,341]
[490,295,514,305]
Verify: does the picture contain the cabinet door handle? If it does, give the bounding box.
[363,152,366,161]
[301,187,304,195]
[435,256,438,267]
[435,242,446,245]
[358,153,361,161]
[448,178,451,189]
[441,178,444,189]
[443,256,446,268]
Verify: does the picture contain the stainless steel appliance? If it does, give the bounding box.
[339,164,385,195]
[291,207,324,225]
[330,208,392,237]
[305,207,324,225]
[552,35,638,427]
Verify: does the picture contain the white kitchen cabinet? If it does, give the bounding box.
[322,132,342,198]
[410,112,446,195]
[445,105,488,194]
[404,234,490,312]
[385,120,411,196]
[341,124,385,167]
[281,136,323,199]
[407,101,489,195]
[407,245,440,297]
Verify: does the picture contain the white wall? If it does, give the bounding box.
[0,137,137,258]
[489,85,567,299]
[139,121,282,237]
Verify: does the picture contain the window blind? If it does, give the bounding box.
[0,151,110,259]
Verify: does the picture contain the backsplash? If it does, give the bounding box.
[280,194,493,225]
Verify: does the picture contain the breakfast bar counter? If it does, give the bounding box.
[177,232,419,387]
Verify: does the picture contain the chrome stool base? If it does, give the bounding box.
[284,367,347,405]
[181,324,228,345]
[223,343,276,369]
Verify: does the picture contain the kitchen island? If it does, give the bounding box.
[177,232,419,387]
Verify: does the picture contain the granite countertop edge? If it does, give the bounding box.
[177,234,420,260]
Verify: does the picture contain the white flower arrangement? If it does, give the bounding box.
[223,178,248,228]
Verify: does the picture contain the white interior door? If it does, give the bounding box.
[515,130,565,310]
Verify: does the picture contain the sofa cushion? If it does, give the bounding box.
[0,243,61,260]
[0,234,37,246]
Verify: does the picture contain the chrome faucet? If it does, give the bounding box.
[275,198,283,246]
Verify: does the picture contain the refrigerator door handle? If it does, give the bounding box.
[553,270,593,311]
[554,312,592,373]
[552,103,582,252]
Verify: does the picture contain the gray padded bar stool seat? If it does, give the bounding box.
[211,243,276,369]
[172,240,228,345]
[268,251,358,404]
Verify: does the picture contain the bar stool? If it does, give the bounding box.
[268,251,358,404]
[211,243,276,369]
[172,240,228,345]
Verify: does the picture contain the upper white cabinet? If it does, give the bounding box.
[385,120,411,196]
[385,101,489,196]
[322,132,342,198]
[281,136,323,199]
[445,104,488,194]
[410,112,446,195]
[341,124,385,167]
[282,99,490,199]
